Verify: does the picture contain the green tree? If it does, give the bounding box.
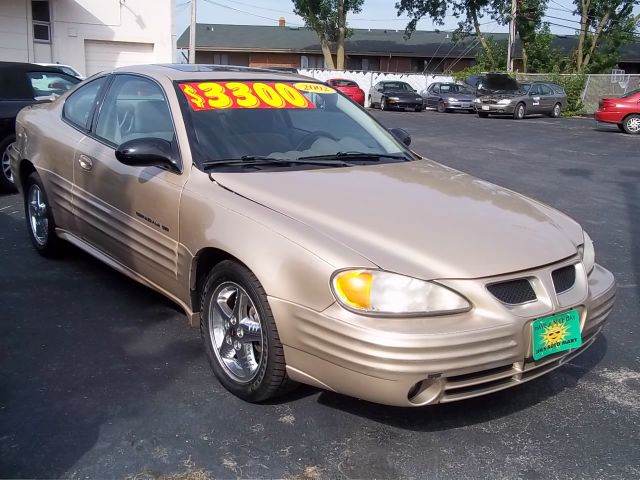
[292,0,364,70]
[573,0,640,72]
[514,0,548,72]
[396,0,508,69]
[525,24,563,72]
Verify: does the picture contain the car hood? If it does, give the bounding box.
[213,160,583,280]
[481,92,525,100]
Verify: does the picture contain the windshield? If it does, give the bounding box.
[178,80,409,165]
[621,88,640,98]
[383,82,414,92]
[440,84,472,94]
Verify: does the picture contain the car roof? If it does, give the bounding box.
[0,61,73,74]
[105,64,315,82]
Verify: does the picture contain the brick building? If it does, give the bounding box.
[177,22,640,74]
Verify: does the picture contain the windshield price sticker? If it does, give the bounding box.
[293,82,336,94]
[179,81,319,111]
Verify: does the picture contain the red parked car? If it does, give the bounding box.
[595,88,640,134]
[327,78,365,106]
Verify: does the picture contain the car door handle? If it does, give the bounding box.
[78,155,93,171]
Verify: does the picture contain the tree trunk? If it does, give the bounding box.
[582,9,611,69]
[522,45,528,73]
[320,36,335,69]
[576,0,590,70]
[336,0,346,69]
[470,8,494,68]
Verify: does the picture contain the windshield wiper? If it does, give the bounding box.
[203,155,351,170]
[298,151,411,162]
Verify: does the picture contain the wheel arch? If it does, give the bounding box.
[18,158,37,192]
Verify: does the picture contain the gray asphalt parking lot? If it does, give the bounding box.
[1,111,639,479]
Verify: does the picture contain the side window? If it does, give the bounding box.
[431,84,439,94]
[63,77,107,129]
[529,85,540,95]
[540,84,552,95]
[28,71,79,98]
[95,75,175,146]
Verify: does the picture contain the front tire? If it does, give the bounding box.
[478,112,489,118]
[617,124,626,132]
[200,260,294,402]
[437,101,446,113]
[0,135,17,193]
[380,97,388,111]
[622,114,640,134]
[513,103,526,120]
[23,172,64,257]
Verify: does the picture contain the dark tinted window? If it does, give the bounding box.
[383,82,414,92]
[63,77,107,129]
[621,88,640,98]
[0,71,32,99]
[32,1,50,22]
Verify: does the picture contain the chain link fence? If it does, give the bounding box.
[517,73,640,114]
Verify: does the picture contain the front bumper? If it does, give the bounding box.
[386,99,423,110]
[271,261,616,406]
[475,103,516,114]
[444,100,475,110]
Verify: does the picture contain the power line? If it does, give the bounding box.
[201,0,305,26]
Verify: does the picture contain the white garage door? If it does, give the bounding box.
[84,40,154,76]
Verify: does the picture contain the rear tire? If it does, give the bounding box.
[368,96,374,108]
[549,103,562,118]
[622,114,640,134]
[513,103,526,120]
[200,260,295,402]
[414,106,423,112]
[0,135,17,193]
[437,101,446,113]
[617,124,626,132]
[478,112,489,118]
[23,172,64,257]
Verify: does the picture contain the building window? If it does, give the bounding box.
[361,58,370,71]
[300,55,309,69]
[213,54,229,65]
[32,0,51,43]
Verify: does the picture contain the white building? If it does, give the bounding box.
[0,0,176,77]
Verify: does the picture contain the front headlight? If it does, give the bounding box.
[498,99,512,105]
[331,269,471,316]
[448,97,458,102]
[388,96,400,101]
[579,232,595,275]
[473,98,481,103]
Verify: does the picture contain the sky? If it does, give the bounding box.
[175,0,603,38]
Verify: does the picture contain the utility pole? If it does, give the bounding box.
[189,0,197,64]
[507,0,516,72]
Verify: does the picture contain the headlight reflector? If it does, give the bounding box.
[579,232,595,275]
[332,269,471,315]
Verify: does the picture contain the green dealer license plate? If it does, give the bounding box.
[532,309,582,360]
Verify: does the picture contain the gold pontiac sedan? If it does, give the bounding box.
[10,65,616,407]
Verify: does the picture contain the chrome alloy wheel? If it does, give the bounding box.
[28,184,48,246]
[626,116,640,133]
[1,144,13,184]
[208,282,264,383]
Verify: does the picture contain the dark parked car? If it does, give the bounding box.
[472,74,566,120]
[0,62,80,191]
[368,81,424,111]
[422,82,476,113]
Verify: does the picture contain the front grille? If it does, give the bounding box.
[482,99,498,104]
[487,279,536,305]
[552,265,576,294]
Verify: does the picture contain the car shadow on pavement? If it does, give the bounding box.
[0,211,202,478]
[315,335,607,431]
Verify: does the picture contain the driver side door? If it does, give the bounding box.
[73,74,189,294]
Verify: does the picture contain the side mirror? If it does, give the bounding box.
[115,137,179,172]
[389,127,411,147]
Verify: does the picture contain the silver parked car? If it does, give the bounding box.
[474,75,567,120]
[422,82,476,113]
